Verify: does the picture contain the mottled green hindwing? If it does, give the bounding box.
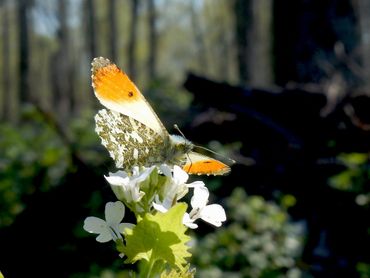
[95,109,181,170]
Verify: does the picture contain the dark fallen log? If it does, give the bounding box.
[183,73,370,277]
[184,73,370,153]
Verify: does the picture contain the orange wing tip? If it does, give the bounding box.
[183,160,231,176]
[91,57,141,103]
[91,57,112,75]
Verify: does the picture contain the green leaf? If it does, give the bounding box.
[122,203,191,270]
[338,152,368,165]
[160,264,195,278]
[329,170,354,190]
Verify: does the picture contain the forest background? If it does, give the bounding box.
[0,0,369,277]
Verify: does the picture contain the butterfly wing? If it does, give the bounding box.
[91,57,232,175]
[183,152,231,176]
[95,109,171,170]
[91,57,168,137]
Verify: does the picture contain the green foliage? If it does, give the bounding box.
[357,262,370,278]
[145,78,192,129]
[328,153,370,277]
[329,153,369,192]
[192,188,305,278]
[0,106,103,227]
[328,153,370,278]
[0,106,70,226]
[329,153,370,207]
[122,203,191,274]
[160,264,195,278]
[68,109,106,166]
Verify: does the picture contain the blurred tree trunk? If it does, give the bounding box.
[108,0,117,61]
[234,0,273,86]
[83,0,97,111]
[147,0,157,80]
[216,30,231,81]
[190,0,208,73]
[17,0,31,104]
[85,0,97,61]
[234,0,250,84]
[355,0,370,92]
[128,0,139,80]
[51,0,74,121]
[247,0,273,86]
[1,0,10,121]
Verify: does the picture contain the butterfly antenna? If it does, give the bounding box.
[185,152,193,174]
[174,124,195,173]
[173,123,194,152]
[173,124,187,139]
[195,144,236,164]
[174,124,235,165]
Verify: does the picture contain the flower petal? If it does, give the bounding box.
[159,164,172,177]
[183,213,198,229]
[200,204,226,227]
[129,187,145,203]
[152,201,169,213]
[173,165,189,183]
[95,231,113,243]
[187,181,205,188]
[84,217,114,243]
[191,186,209,209]
[105,201,125,225]
[83,217,108,234]
[175,185,189,201]
[134,166,155,183]
[105,171,130,186]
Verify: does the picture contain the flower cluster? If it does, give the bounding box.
[84,164,226,243]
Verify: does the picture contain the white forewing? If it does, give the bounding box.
[94,90,166,137]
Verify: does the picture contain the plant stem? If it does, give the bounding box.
[140,257,156,278]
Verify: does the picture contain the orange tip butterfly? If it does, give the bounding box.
[91,57,231,175]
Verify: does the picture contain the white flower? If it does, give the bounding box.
[185,186,226,229]
[105,166,155,203]
[152,168,226,229]
[182,212,198,229]
[153,165,204,212]
[83,201,134,243]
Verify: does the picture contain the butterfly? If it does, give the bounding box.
[91,57,231,175]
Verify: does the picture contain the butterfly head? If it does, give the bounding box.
[170,134,194,155]
[168,134,231,175]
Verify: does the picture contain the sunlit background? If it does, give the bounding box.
[0,0,369,277]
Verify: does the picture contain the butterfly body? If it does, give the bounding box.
[91,57,231,175]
